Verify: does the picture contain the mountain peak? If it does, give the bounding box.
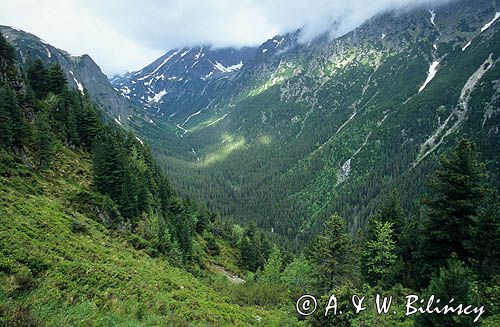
[111,45,257,112]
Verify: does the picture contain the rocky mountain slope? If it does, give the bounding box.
[111,45,256,121]
[0,25,141,123]
[115,0,500,245]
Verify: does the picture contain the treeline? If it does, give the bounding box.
[0,32,274,270]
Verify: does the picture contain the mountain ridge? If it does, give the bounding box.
[0,25,144,124]
[112,0,500,244]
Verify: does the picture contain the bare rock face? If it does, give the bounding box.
[0,25,143,124]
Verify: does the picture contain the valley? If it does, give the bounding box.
[1,0,499,325]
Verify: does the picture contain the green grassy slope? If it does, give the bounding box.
[0,147,293,326]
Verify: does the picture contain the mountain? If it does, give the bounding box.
[2,3,499,325]
[119,0,500,245]
[0,25,142,124]
[111,45,257,121]
[0,30,297,325]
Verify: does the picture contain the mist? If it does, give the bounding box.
[0,0,455,74]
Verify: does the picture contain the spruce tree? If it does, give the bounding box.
[26,58,49,99]
[372,189,404,239]
[0,32,15,64]
[361,220,397,285]
[0,85,13,148]
[261,246,283,284]
[66,101,80,147]
[167,198,192,260]
[419,139,489,279]
[307,214,357,293]
[92,129,126,202]
[239,234,259,271]
[78,96,101,148]
[0,32,17,82]
[468,193,500,281]
[47,63,66,95]
[33,109,53,170]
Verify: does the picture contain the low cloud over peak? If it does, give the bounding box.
[1,0,453,75]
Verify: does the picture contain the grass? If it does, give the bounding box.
[0,147,295,326]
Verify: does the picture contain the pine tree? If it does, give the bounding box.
[419,139,489,279]
[362,220,397,285]
[66,101,80,147]
[371,189,404,239]
[0,85,13,148]
[6,87,29,148]
[92,129,126,202]
[26,58,49,99]
[468,193,500,281]
[33,109,53,170]
[239,221,261,271]
[261,246,282,284]
[47,63,66,95]
[307,214,357,293]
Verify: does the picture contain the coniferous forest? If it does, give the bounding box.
[1,1,500,326]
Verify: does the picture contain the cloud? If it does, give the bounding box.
[0,0,163,75]
[0,0,454,75]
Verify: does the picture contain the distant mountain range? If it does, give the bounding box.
[2,0,499,244]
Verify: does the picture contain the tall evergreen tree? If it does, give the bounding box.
[78,95,100,148]
[307,214,358,293]
[0,32,15,64]
[33,109,53,169]
[2,85,29,148]
[0,85,14,148]
[372,189,404,239]
[0,32,17,82]
[261,246,283,284]
[26,58,49,99]
[468,193,500,281]
[47,63,66,95]
[239,221,260,271]
[362,220,397,285]
[168,198,192,261]
[66,101,80,147]
[92,129,126,203]
[419,139,489,280]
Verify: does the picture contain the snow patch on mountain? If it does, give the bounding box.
[429,10,436,26]
[213,61,243,73]
[419,61,439,93]
[462,40,472,51]
[69,71,84,95]
[148,89,167,103]
[194,46,203,60]
[480,12,500,32]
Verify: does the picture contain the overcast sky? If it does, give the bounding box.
[0,0,452,76]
